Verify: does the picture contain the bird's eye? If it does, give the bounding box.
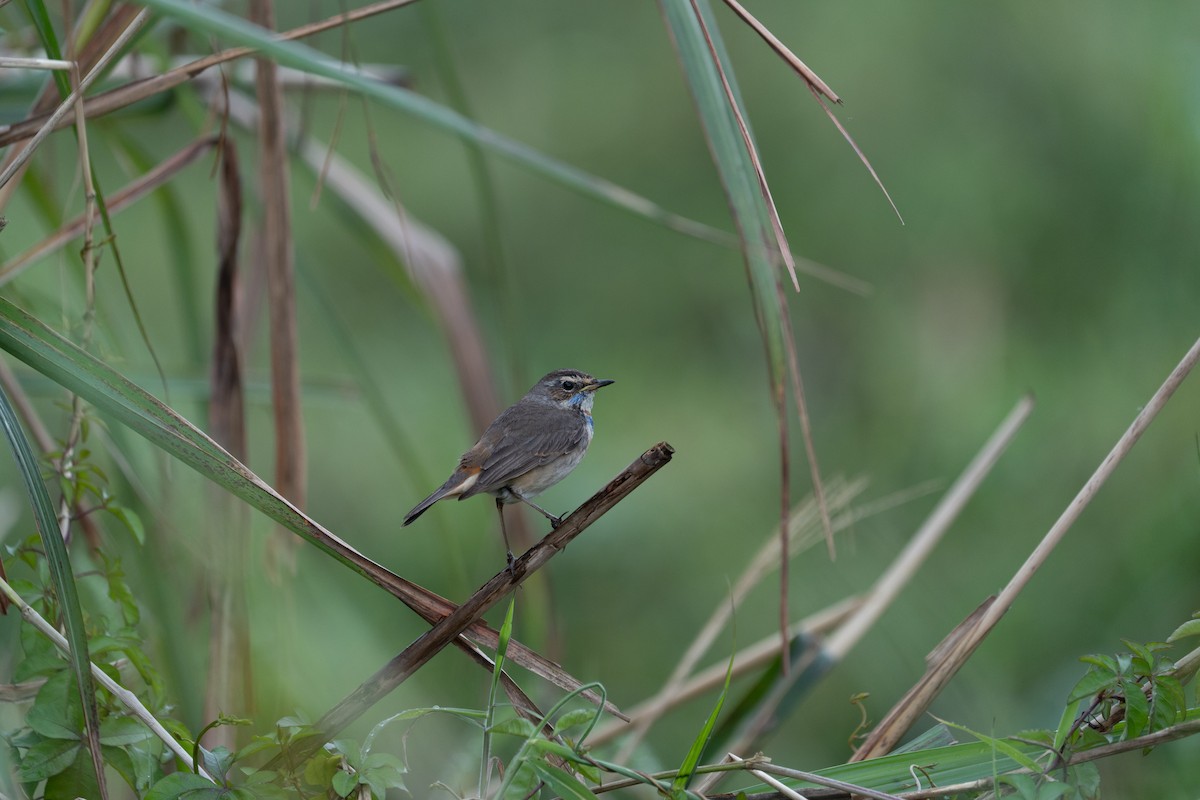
[561,380,577,391]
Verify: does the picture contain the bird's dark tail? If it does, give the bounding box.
[402,489,445,526]
[403,470,477,525]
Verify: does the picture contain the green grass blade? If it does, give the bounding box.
[480,595,516,798]
[672,638,736,792]
[135,0,732,246]
[0,295,387,587]
[0,384,107,796]
[660,0,787,384]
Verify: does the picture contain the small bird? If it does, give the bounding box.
[402,369,615,562]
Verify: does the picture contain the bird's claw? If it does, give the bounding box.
[549,515,564,529]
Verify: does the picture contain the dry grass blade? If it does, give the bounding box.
[591,596,862,746]
[855,337,1200,760]
[267,443,675,765]
[713,391,1031,761]
[0,0,421,150]
[0,3,144,211]
[0,136,218,286]
[210,140,247,461]
[250,0,306,577]
[808,86,903,223]
[0,9,150,192]
[718,0,840,103]
[825,395,1034,662]
[781,310,834,559]
[688,0,800,291]
[613,478,866,760]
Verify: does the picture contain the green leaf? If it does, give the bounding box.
[489,718,537,738]
[202,745,236,782]
[1120,678,1149,739]
[27,670,84,740]
[144,771,225,800]
[16,737,79,783]
[530,760,597,800]
[503,761,541,800]
[331,769,358,798]
[1066,668,1118,704]
[105,501,145,545]
[554,708,599,733]
[43,744,101,800]
[99,716,153,746]
[301,750,340,788]
[1166,616,1200,643]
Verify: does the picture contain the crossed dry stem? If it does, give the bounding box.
[265,441,675,767]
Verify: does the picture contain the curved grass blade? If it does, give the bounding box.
[134,0,732,246]
[0,384,108,797]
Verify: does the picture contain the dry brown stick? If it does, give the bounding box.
[717,0,840,103]
[272,442,675,765]
[250,0,306,578]
[854,336,1200,761]
[0,0,423,149]
[202,138,251,751]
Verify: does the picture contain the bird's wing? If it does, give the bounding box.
[459,405,587,496]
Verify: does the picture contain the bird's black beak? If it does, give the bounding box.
[587,378,615,392]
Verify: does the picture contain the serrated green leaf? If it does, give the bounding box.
[27,670,83,740]
[16,737,79,783]
[1120,679,1149,739]
[1066,668,1118,704]
[43,743,101,800]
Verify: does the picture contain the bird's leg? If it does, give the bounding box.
[495,498,515,569]
[513,492,565,529]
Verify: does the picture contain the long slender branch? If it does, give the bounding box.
[268,443,674,766]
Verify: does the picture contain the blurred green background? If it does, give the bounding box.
[1,0,1198,794]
